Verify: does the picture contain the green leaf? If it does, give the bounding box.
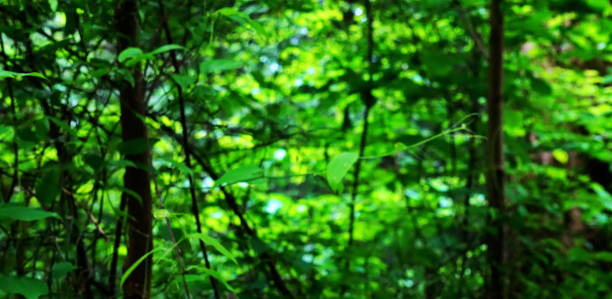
[215,165,263,186]
[552,149,569,164]
[112,68,135,87]
[35,166,61,205]
[199,59,242,74]
[121,247,164,287]
[171,73,196,89]
[595,251,612,262]
[216,7,266,38]
[530,76,552,95]
[327,152,359,193]
[0,274,48,299]
[52,261,76,279]
[0,205,60,221]
[118,47,143,63]
[0,70,45,80]
[83,153,104,172]
[155,157,194,175]
[586,0,611,11]
[183,270,235,292]
[49,0,58,11]
[195,233,238,264]
[249,237,272,254]
[150,44,184,55]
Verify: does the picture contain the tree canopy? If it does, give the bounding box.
[1,0,612,298]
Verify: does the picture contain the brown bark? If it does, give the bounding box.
[115,0,154,298]
[486,0,507,298]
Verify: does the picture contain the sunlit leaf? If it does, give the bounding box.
[552,149,569,164]
[327,152,359,193]
[118,47,143,63]
[216,7,266,38]
[150,44,184,55]
[0,70,45,80]
[215,165,263,186]
[171,73,195,89]
[121,247,164,287]
[195,233,238,264]
[199,59,242,74]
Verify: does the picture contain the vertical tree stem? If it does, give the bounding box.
[486,0,506,298]
[157,2,220,298]
[115,0,154,297]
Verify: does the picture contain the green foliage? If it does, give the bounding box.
[327,152,359,193]
[0,205,59,221]
[215,165,263,186]
[0,70,45,80]
[0,274,48,299]
[1,0,612,297]
[194,233,238,265]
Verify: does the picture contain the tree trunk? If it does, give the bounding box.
[486,0,506,298]
[115,0,154,298]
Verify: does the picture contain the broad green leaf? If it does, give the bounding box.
[0,274,48,299]
[124,53,153,67]
[150,44,184,55]
[52,262,76,279]
[215,165,263,186]
[327,152,359,193]
[121,247,164,287]
[199,59,242,74]
[118,47,143,63]
[195,233,238,264]
[35,166,61,205]
[0,205,60,221]
[171,73,196,89]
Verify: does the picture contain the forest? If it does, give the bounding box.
[1,0,612,298]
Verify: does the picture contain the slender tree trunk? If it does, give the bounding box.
[115,0,154,298]
[486,0,506,298]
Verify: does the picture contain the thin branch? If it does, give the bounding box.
[157,122,297,298]
[346,0,376,271]
[150,164,191,299]
[452,0,490,61]
[157,1,220,298]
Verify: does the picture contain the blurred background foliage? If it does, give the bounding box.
[1,0,612,298]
